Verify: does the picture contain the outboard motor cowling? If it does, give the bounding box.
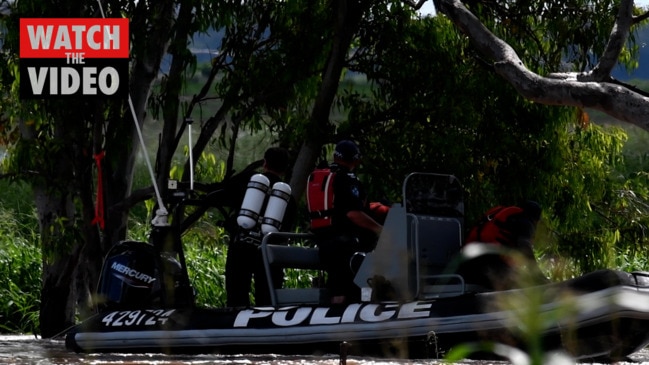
[96,241,161,310]
[95,239,194,311]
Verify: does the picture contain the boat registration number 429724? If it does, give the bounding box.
[101,309,176,327]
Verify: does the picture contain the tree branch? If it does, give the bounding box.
[633,10,649,24]
[435,0,649,131]
[589,0,633,80]
[402,0,428,10]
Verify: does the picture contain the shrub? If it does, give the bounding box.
[0,181,41,333]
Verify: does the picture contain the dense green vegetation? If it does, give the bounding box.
[0,180,40,333]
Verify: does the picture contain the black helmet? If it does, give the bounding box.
[334,140,361,162]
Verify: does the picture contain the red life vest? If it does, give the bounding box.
[306,168,336,230]
[465,205,524,247]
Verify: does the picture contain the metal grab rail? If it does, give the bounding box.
[260,232,326,307]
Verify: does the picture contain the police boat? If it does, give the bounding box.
[65,172,649,361]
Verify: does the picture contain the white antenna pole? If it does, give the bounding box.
[128,97,168,219]
[186,118,194,191]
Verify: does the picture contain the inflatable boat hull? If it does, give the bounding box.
[65,270,649,361]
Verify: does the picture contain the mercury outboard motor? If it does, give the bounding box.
[95,223,195,311]
[96,241,161,309]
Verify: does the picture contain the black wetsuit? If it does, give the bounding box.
[315,164,376,301]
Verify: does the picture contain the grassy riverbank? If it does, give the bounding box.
[0,180,40,334]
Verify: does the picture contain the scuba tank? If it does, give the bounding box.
[237,174,270,230]
[261,182,292,234]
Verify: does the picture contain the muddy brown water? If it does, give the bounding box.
[2,335,649,365]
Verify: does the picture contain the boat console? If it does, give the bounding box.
[354,173,466,301]
[261,172,470,307]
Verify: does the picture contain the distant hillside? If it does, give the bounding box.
[190,29,224,65]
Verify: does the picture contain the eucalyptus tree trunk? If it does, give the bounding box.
[100,0,176,250]
[36,185,80,338]
[17,116,84,337]
[34,0,178,337]
[291,0,372,199]
[156,0,196,189]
